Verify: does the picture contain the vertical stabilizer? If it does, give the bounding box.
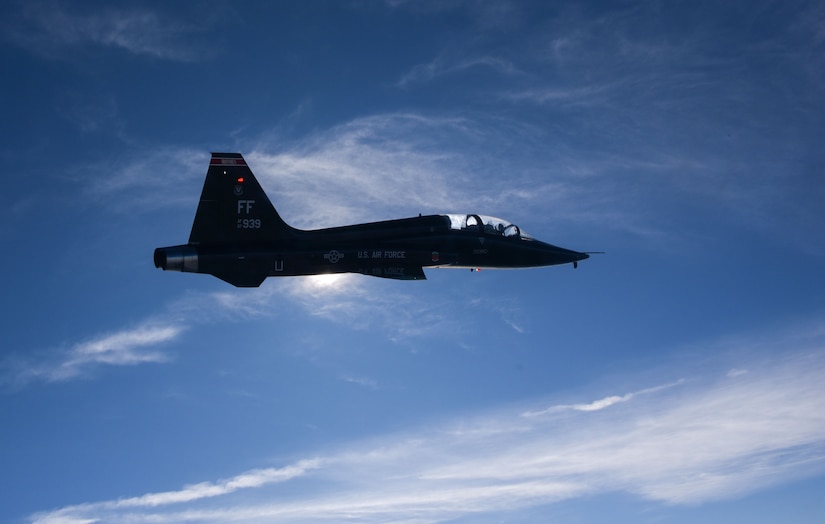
[188,153,295,244]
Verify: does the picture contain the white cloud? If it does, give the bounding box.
[4,268,469,389]
[86,112,661,243]
[29,460,321,524]
[114,460,321,507]
[1,284,282,389]
[398,54,522,87]
[6,323,183,386]
[341,375,379,389]
[28,325,825,523]
[2,270,465,389]
[6,2,209,61]
[83,146,208,211]
[279,275,463,342]
[501,82,629,107]
[247,114,477,229]
[522,379,686,417]
[243,112,605,240]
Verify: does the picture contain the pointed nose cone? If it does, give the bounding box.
[572,250,589,268]
[537,243,589,267]
[558,248,589,265]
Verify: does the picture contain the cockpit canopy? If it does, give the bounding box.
[445,214,533,240]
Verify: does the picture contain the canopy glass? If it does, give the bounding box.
[445,214,533,240]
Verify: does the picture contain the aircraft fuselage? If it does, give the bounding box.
[154,153,589,287]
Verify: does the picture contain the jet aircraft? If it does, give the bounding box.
[154,153,590,287]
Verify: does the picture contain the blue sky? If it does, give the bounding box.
[1,1,824,522]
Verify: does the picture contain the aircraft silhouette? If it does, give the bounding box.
[154,153,590,287]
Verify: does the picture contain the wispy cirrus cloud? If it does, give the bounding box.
[1,274,467,389]
[280,274,463,341]
[521,379,686,417]
[247,114,477,229]
[89,112,673,246]
[398,54,522,87]
[246,112,603,234]
[4,1,211,61]
[29,459,321,524]
[386,2,825,253]
[83,115,490,227]
[4,323,183,387]
[28,322,825,523]
[86,147,208,200]
[1,283,285,389]
[340,374,379,390]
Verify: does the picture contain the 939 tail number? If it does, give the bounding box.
[237,218,261,229]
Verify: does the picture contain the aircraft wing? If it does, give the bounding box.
[211,268,269,288]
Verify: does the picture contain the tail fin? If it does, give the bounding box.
[188,153,295,244]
